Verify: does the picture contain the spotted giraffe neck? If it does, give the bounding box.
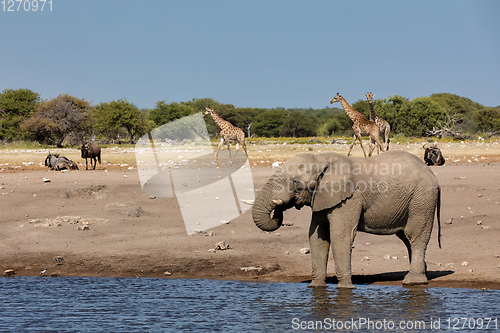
[209,110,230,129]
[340,97,365,122]
[368,101,378,121]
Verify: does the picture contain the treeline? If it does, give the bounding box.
[0,88,499,146]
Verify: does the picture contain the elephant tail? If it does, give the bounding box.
[437,187,442,249]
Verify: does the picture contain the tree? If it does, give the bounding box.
[22,94,90,147]
[253,110,288,137]
[375,95,410,134]
[397,97,447,136]
[280,111,319,137]
[430,93,483,132]
[0,88,40,141]
[94,99,151,143]
[149,100,195,126]
[473,107,500,133]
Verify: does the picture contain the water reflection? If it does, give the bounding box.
[307,286,445,326]
[0,277,498,332]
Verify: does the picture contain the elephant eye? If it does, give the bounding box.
[293,179,305,191]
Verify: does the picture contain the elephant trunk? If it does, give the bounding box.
[252,180,286,232]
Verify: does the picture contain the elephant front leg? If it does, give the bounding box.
[329,210,359,289]
[308,213,330,288]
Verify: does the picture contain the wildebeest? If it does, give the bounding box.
[81,142,101,170]
[423,143,445,166]
[44,153,79,171]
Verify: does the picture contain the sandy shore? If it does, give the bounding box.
[0,142,499,289]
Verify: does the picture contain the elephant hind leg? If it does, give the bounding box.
[396,231,412,263]
[401,217,433,286]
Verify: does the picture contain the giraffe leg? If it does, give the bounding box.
[347,134,357,156]
[235,142,240,157]
[242,142,248,159]
[215,138,225,169]
[357,134,368,157]
[227,141,232,163]
[375,136,385,153]
[385,127,390,151]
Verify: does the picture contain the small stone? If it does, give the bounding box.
[77,225,90,231]
[42,178,51,183]
[3,269,15,276]
[477,220,482,225]
[391,256,398,260]
[468,269,474,273]
[481,226,491,230]
[149,195,156,199]
[299,248,310,255]
[164,271,172,276]
[54,256,64,262]
[495,255,500,258]
[461,261,468,266]
[478,194,483,197]
[384,254,391,260]
[445,218,453,224]
[214,240,230,251]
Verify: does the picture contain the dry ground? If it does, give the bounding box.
[0,140,499,289]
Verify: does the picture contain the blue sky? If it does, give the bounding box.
[1,0,499,109]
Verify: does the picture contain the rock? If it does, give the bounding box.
[299,248,310,255]
[42,178,51,183]
[384,254,391,260]
[240,266,263,272]
[77,225,90,231]
[164,271,172,276]
[282,221,294,227]
[54,256,64,262]
[481,226,491,230]
[445,218,453,224]
[3,269,15,276]
[214,240,230,251]
[461,261,468,266]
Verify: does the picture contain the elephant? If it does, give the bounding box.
[252,150,441,288]
[81,142,101,170]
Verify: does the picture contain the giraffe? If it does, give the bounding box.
[204,107,248,162]
[365,92,391,153]
[330,93,385,157]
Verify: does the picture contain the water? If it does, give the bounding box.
[0,277,498,332]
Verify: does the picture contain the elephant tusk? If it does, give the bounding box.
[272,199,284,206]
[241,199,254,205]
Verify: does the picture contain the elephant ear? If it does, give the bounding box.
[311,158,356,212]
